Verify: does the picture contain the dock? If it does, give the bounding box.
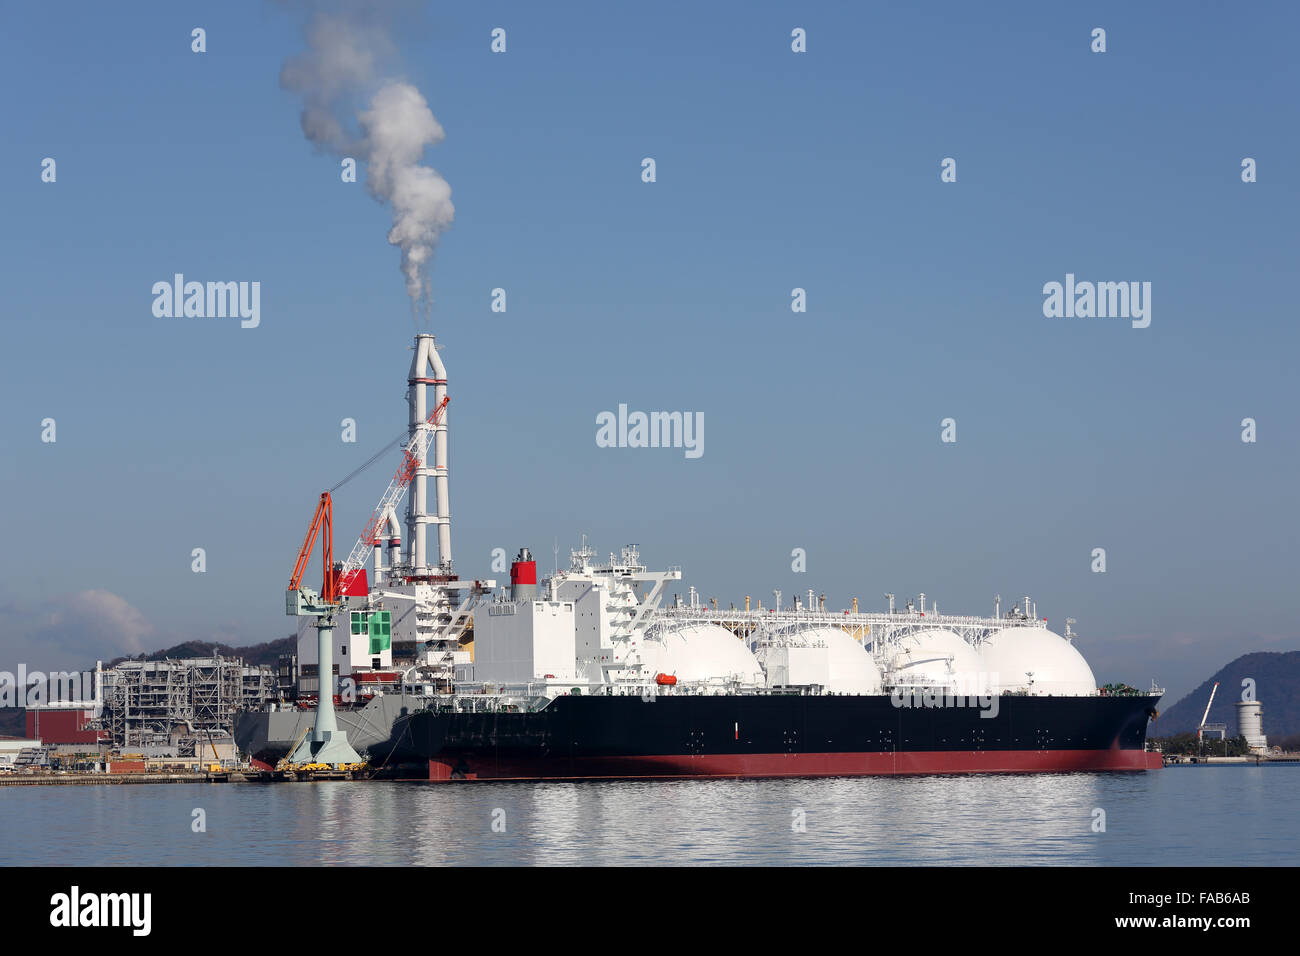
[1162,753,1298,766]
[0,769,282,786]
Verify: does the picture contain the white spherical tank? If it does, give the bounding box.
[978,626,1097,696]
[634,634,671,676]
[798,626,882,694]
[645,623,765,686]
[890,629,983,691]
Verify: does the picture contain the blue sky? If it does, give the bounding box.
[1,2,1297,708]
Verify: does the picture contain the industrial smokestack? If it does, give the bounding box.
[511,548,538,601]
[406,333,450,575]
[372,507,402,584]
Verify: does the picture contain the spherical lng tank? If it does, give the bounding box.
[798,626,883,694]
[978,626,1097,696]
[890,629,984,691]
[643,623,765,686]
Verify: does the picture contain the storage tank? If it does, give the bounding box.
[1236,700,1267,751]
[799,626,882,694]
[890,629,984,691]
[978,626,1096,696]
[754,641,826,689]
[642,623,764,686]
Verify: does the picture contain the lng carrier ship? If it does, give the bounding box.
[234,333,1163,780]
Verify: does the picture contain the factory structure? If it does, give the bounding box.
[13,656,276,772]
[97,657,275,751]
[235,333,1169,780]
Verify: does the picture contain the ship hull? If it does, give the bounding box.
[403,693,1163,781]
[233,694,435,767]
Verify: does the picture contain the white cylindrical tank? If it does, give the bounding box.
[644,623,765,686]
[1236,700,1267,750]
[890,629,984,692]
[979,626,1097,696]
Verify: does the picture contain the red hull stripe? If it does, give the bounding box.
[425,749,1163,781]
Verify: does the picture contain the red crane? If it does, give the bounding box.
[289,491,337,604]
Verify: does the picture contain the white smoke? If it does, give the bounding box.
[360,83,454,304]
[280,5,453,316]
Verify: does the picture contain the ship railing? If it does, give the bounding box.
[1096,686,1164,697]
[443,683,575,712]
[653,605,1018,630]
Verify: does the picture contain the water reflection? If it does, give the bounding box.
[2,767,1296,866]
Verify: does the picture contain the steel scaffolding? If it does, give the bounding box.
[97,656,275,749]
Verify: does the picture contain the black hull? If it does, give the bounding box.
[394,693,1162,780]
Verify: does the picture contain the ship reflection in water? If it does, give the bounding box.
[3,767,1297,866]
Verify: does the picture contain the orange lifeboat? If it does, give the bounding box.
[654,673,677,686]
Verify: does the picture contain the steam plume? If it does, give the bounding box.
[280,4,453,316]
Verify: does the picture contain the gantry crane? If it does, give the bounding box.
[284,491,363,771]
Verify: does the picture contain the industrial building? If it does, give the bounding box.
[25,701,105,746]
[96,656,275,752]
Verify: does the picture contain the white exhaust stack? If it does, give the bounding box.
[384,508,402,575]
[373,507,402,584]
[407,333,452,576]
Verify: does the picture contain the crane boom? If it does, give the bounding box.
[342,395,449,572]
[1197,681,1220,741]
[289,491,336,603]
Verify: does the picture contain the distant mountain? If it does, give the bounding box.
[1154,651,1300,739]
[105,635,296,670]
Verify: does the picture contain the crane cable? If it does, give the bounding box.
[329,428,407,493]
[329,394,448,494]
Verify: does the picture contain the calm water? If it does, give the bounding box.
[2,765,1296,866]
